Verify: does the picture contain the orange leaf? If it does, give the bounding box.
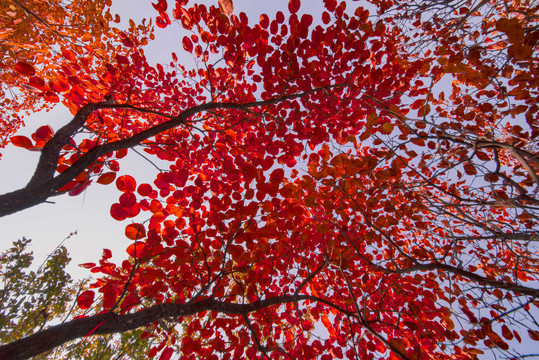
[321,314,335,337]
[382,122,394,134]
[218,0,233,16]
[125,223,147,240]
[61,48,77,62]
[126,242,148,258]
[417,104,431,117]
[389,338,406,355]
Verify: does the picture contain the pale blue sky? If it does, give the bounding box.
[0,2,535,357]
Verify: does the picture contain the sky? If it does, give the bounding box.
[0,1,536,357]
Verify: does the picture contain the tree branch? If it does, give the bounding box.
[395,262,539,297]
[0,294,351,360]
[0,84,346,218]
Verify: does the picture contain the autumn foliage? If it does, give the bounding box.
[0,0,152,152]
[0,0,538,359]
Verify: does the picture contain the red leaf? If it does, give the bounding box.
[97,172,116,185]
[125,223,147,240]
[14,61,36,76]
[116,148,128,159]
[194,45,202,57]
[122,37,134,47]
[322,11,331,25]
[49,79,70,92]
[119,192,137,208]
[116,175,137,192]
[77,290,95,309]
[28,76,48,92]
[61,48,77,61]
[259,14,269,28]
[410,99,425,110]
[182,36,193,52]
[102,285,117,309]
[32,125,54,142]
[529,330,539,341]
[159,347,174,360]
[270,168,285,184]
[461,307,478,323]
[501,325,513,340]
[116,55,129,65]
[156,12,171,28]
[68,182,90,196]
[288,0,301,13]
[138,183,153,196]
[111,203,128,221]
[148,347,159,358]
[151,0,167,12]
[58,180,78,192]
[126,242,148,258]
[11,135,33,149]
[124,203,141,218]
[120,293,140,312]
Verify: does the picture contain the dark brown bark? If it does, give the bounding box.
[0,295,349,360]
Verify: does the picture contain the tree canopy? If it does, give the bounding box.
[0,0,538,359]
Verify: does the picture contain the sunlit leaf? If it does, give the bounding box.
[218,0,233,16]
[125,223,147,240]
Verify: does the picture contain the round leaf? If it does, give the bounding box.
[77,290,95,310]
[125,223,146,240]
[116,175,137,192]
